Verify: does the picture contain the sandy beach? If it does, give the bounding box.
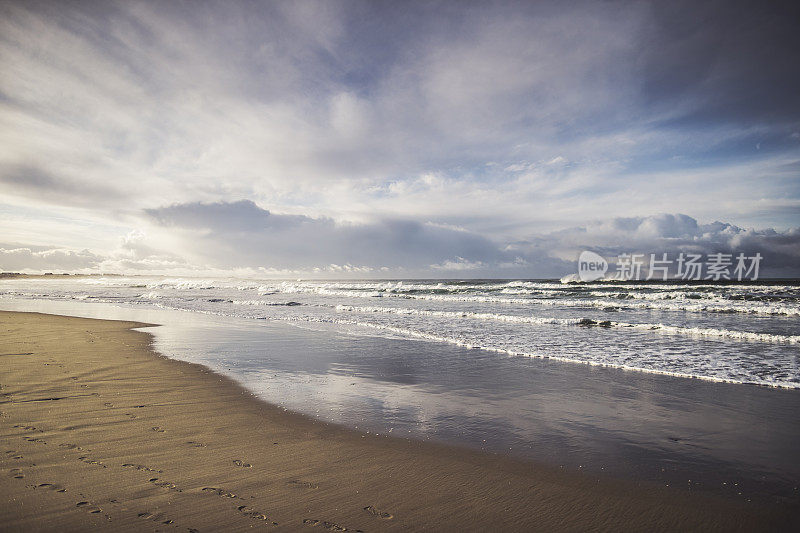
[1,311,795,532]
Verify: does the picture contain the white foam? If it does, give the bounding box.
[306,315,800,389]
[221,280,800,316]
[231,300,303,306]
[378,293,800,316]
[139,291,162,299]
[334,305,800,344]
[4,276,798,389]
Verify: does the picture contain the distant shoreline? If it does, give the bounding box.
[0,273,123,279]
[2,272,798,284]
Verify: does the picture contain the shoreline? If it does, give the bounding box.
[1,310,795,531]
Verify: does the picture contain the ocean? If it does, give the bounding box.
[3,277,798,387]
[2,276,799,505]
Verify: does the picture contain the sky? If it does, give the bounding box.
[1,0,799,278]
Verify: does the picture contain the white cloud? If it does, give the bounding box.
[430,257,485,271]
[0,247,101,272]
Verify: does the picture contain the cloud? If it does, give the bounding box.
[0,163,126,206]
[0,247,101,272]
[430,257,486,271]
[0,1,797,274]
[143,200,532,275]
[137,205,800,278]
[542,213,800,277]
[0,230,188,274]
[3,208,797,278]
[639,0,800,127]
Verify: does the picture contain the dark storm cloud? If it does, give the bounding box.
[638,0,800,128]
[145,200,519,272]
[141,202,799,277]
[546,213,800,277]
[5,206,796,277]
[147,200,311,232]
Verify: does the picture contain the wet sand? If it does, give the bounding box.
[0,311,795,531]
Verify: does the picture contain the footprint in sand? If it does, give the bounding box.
[36,483,66,492]
[5,450,23,460]
[186,441,205,447]
[124,413,137,419]
[23,437,47,444]
[76,501,103,514]
[303,518,362,531]
[59,443,82,450]
[122,463,162,473]
[202,487,239,499]
[137,511,174,525]
[151,427,166,433]
[13,424,41,432]
[233,459,252,468]
[363,506,394,520]
[287,480,319,490]
[78,456,106,468]
[237,505,277,525]
[148,477,182,491]
[103,402,114,408]
[9,468,24,479]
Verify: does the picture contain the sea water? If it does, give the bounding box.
[3,276,798,387]
[2,277,799,505]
